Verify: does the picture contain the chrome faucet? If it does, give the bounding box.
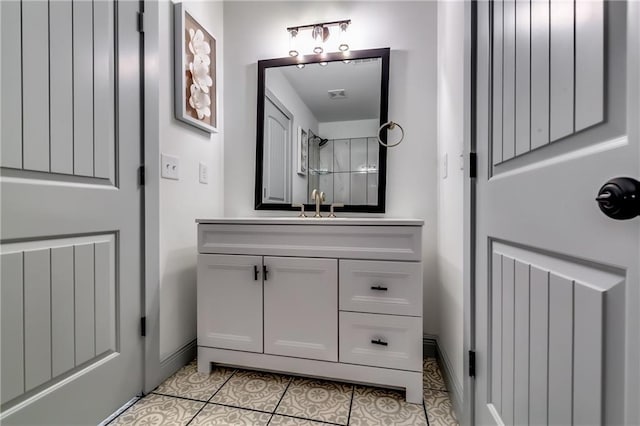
[311,189,325,217]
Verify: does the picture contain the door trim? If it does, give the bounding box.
[141,0,162,393]
[463,1,477,425]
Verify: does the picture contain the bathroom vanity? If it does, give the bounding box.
[196,218,424,403]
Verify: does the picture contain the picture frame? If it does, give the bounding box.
[297,126,308,175]
[174,2,218,133]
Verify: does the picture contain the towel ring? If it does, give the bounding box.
[377,121,405,148]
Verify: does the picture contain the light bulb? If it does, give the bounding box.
[288,29,299,57]
[338,22,349,52]
[319,62,328,67]
[312,25,326,54]
[296,63,305,69]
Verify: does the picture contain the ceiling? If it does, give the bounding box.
[273,58,382,123]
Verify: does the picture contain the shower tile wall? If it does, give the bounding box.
[311,138,378,205]
[350,138,368,205]
[333,139,350,203]
[319,140,334,203]
[367,138,378,205]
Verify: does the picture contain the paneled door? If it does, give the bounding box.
[0,1,143,424]
[263,93,292,204]
[474,1,639,425]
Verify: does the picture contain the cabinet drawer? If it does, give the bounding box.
[339,312,422,371]
[339,260,422,316]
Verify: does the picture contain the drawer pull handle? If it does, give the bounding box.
[254,265,259,281]
[370,285,388,291]
[371,339,388,346]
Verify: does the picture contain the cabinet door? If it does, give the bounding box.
[264,257,337,361]
[197,254,263,352]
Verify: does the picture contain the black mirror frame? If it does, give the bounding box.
[254,47,390,213]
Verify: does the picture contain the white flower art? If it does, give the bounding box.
[189,56,212,94]
[187,28,213,121]
[189,84,211,119]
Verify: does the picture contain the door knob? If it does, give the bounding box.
[596,177,640,220]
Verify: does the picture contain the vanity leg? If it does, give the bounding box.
[405,373,424,404]
[197,348,212,374]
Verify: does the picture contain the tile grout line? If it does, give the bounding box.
[185,368,238,426]
[267,376,294,425]
[424,398,431,426]
[345,384,355,425]
[271,412,345,426]
[423,386,449,393]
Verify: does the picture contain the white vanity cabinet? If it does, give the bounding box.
[197,254,263,353]
[198,255,338,361]
[263,257,338,362]
[196,218,424,403]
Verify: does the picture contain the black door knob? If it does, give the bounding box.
[596,177,640,220]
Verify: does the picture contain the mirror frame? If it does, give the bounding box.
[255,47,390,213]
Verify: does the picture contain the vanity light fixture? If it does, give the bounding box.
[286,19,351,57]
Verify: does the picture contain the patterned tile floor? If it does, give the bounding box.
[106,358,458,426]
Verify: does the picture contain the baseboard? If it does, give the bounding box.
[154,339,197,391]
[424,334,463,422]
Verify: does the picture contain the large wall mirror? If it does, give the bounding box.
[255,48,390,213]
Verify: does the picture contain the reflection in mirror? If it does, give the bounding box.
[256,48,389,212]
[307,131,379,205]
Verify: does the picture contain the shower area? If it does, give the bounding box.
[307,133,379,205]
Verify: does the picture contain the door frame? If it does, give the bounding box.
[141,0,165,394]
[463,1,476,425]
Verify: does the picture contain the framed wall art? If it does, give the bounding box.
[174,2,218,133]
[297,126,308,175]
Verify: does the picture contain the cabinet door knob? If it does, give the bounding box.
[370,285,388,291]
[371,339,388,346]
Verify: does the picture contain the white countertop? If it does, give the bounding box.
[196,217,424,226]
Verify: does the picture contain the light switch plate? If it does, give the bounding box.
[161,154,179,180]
[199,162,209,184]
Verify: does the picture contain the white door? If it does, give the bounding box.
[264,257,338,362]
[474,1,639,425]
[197,254,263,353]
[263,95,291,204]
[0,1,143,424]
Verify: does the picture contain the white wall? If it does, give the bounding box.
[436,0,465,391]
[266,68,319,203]
[158,0,224,361]
[318,119,378,140]
[223,1,438,335]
